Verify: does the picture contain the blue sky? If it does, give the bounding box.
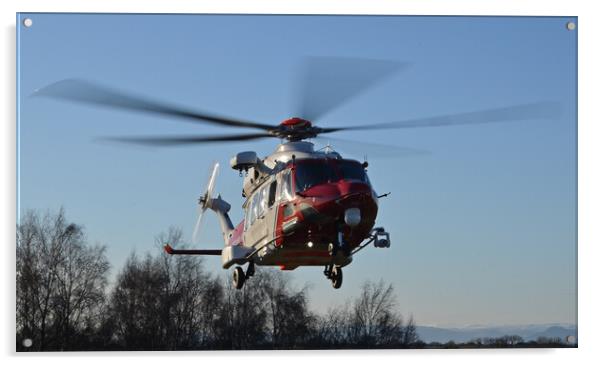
[17,14,576,327]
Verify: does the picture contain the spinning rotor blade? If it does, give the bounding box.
[205,162,219,205]
[36,63,560,147]
[192,208,206,245]
[99,132,274,146]
[192,162,219,244]
[33,79,274,131]
[314,136,429,159]
[293,57,406,121]
[320,101,562,133]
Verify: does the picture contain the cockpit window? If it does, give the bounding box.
[280,170,293,201]
[293,159,371,193]
[294,161,336,192]
[338,160,369,184]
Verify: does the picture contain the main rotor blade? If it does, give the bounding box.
[321,101,562,133]
[314,136,429,159]
[293,57,406,121]
[98,132,274,146]
[33,79,275,131]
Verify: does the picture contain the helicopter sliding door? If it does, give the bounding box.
[245,182,270,248]
[263,178,279,243]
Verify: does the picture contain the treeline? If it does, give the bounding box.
[423,335,575,349]
[16,209,420,351]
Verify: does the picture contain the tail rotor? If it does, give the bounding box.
[192,161,219,244]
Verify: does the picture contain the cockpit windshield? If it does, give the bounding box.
[294,160,337,192]
[338,160,370,184]
[294,159,370,193]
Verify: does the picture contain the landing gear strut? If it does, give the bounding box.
[328,228,351,257]
[323,263,343,289]
[232,261,255,290]
[324,227,349,289]
[328,242,337,256]
[245,261,255,279]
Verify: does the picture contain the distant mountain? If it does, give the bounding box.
[416,324,577,344]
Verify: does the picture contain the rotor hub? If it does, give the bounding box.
[277,117,316,141]
[280,117,312,128]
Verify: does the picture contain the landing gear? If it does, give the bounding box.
[245,261,255,279]
[331,266,343,289]
[232,266,245,289]
[323,263,343,289]
[324,227,349,290]
[328,242,337,257]
[232,261,255,290]
[328,229,351,258]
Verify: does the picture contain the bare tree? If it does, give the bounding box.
[108,228,224,350]
[109,253,167,349]
[400,315,419,347]
[312,280,419,348]
[311,305,353,348]
[536,336,562,345]
[214,274,268,349]
[349,280,403,346]
[16,209,109,351]
[155,228,223,349]
[469,335,524,348]
[257,270,314,348]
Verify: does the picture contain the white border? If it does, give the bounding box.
[2,1,598,364]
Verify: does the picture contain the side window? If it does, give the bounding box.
[256,187,264,219]
[258,185,268,217]
[245,184,271,230]
[268,180,277,207]
[280,170,292,201]
[250,193,258,226]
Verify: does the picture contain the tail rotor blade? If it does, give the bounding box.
[206,162,220,203]
[192,207,205,244]
[191,161,220,244]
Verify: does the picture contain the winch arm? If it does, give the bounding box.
[350,227,391,256]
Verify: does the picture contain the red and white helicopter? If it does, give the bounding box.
[35,57,559,289]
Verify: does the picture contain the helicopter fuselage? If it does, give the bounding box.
[224,141,379,270]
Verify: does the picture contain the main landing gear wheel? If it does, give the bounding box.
[331,266,343,289]
[233,266,245,290]
[324,264,343,289]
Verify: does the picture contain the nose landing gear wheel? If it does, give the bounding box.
[331,266,343,289]
[233,266,245,290]
[328,242,337,257]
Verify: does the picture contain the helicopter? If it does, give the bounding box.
[34,57,560,289]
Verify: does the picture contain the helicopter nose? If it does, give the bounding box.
[344,207,361,227]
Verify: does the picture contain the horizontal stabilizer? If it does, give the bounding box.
[164,244,221,256]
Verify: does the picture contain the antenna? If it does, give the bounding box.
[317,140,334,153]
